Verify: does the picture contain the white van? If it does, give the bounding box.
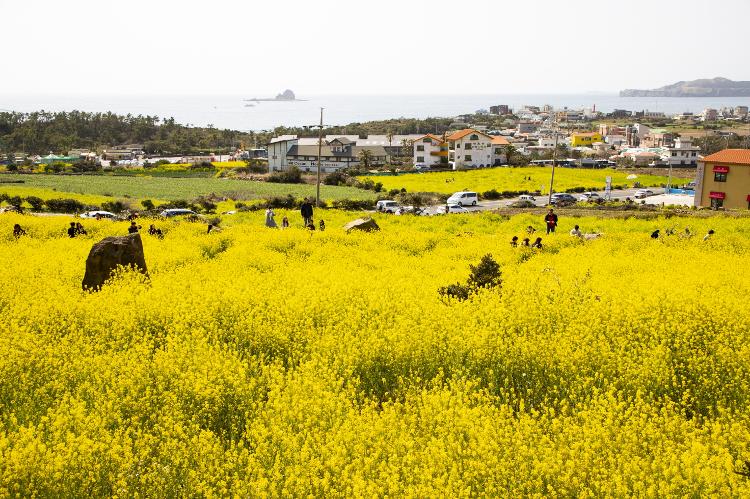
[376,200,400,213]
[447,191,478,206]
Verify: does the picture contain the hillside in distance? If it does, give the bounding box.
[620,77,750,97]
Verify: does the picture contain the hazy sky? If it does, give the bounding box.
[2,0,749,96]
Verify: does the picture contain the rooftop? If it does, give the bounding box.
[701,149,750,165]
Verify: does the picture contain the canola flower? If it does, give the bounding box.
[0,210,749,497]
[361,166,680,195]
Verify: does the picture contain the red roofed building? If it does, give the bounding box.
[695,149,750,209]
[413,134,449,168]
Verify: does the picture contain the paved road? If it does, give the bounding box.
[418,188,678,215]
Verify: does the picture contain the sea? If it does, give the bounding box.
[2,93,750,132]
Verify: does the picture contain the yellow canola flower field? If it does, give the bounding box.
[1,210,749,497]
[362,166,677,195]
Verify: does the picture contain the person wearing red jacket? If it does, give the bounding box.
[544,209,558,235]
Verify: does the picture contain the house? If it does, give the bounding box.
[702,108,718,121]
[413,134,449,167]
[517,122,539,134]
[626,124,650,146]
[642,129,675,148]
[267,136,387,172]
[664,137,700,167]
[735,106,748,118]
[694,149,750,209]
[570,132,603,148]
[445,129,509,168]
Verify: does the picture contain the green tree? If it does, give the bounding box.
[358,149,374,169]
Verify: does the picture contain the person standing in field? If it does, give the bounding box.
[282,216,289,228]
[319,220,325,231]
[300,200,314,226]
[265,207,278,228]
[67,222,77,238]
[544,209,558,235]
[13,224,26,238]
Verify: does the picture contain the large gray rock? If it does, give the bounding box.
[82,233,148,290]
[343,217,380,233]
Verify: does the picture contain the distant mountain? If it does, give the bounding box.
[620,77,750,97]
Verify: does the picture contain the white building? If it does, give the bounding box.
[702,108,718,121]
[267,136,388,172]
[413,134,448,167]
[446,129,509,168]
[663,137,700,167]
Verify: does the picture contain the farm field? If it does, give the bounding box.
[0,174,375,204]
[362,167,683,195]
[1,211,749,496]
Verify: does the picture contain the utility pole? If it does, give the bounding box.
[548,122,559,205]
[316,107,323,207]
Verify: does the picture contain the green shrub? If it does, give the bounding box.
[482,189,502,200]
[141,199,155,210]
[102,200,128,213]
[268,166,303,184]
[45,198,85,213]
[439,254,502,301]
[25,196,44,211]
[331,199,376,211]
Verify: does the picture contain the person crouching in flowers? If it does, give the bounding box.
[531,237,543,249]
[13,224,26,239]
[521,237,530,247]
[510,236,518,247]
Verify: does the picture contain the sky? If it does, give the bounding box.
[2,0,749,96]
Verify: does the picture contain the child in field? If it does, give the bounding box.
[282,216,289,228]
[319,220,325,231]
[703,229,715,241]
[13,224,26,238]
[570,225,582,238]
[531,237,543,249]
[521,237,530,247]
[510,236,518,247]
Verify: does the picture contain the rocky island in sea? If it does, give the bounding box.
[244,89,305,102]
[620,77,750,97]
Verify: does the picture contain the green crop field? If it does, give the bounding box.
[0,174,374,203]
[362,167,686,195]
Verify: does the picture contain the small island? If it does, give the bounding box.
[244,89,306,102]
[620,77,750,97]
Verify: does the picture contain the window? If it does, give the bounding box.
[464,155,472,161]
[671,152,677,157]
[465,143,472,149]
[692,152,697,157]
[423,138,432,144]
[711,197,723,209]
[416,145,425,151]
[495,148,501,154]
[416,156,424,163]
[714,172,727,182]
[470,135,479,140]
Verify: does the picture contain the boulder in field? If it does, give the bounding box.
[82,233,148,291]
[343,217,380,233]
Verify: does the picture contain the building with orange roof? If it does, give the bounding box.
[695,149,750,209]
[442,129,508,168]
[413,134,449,168]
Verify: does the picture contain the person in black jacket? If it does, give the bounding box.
[544,209,558,235]
[67,222,77,238]
[300,200,314,226]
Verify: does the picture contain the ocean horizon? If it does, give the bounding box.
[2,93,750,132]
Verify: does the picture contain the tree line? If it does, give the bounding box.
[0,111,257,156]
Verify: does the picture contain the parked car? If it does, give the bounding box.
[634,189,654,199]
[518,194,536,202]
[578,192,601,202]
[413,163,428,172]
[376,200,400,213]
[80,210,117,219]
[550,193,577,206]
[160,208,199,217]
[436,204,470,214]
[447,191,478,206]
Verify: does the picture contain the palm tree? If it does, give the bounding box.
[358,148,373,169]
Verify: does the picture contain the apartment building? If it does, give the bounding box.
[413,134,449,167]
[446,129,509,168]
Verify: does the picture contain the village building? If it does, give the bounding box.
[267,136,387,172]
[664,137,700,167]
[694,149,750,210]
[570,132,603,148]
[446,129,509,168]
[413,134,449,167]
